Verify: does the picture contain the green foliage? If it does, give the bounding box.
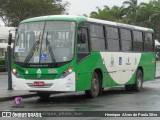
[0,0,69,26]
[0,56,5,65]
[89,0,160,41]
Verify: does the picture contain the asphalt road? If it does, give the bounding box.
[0,78,160,120]
[0,63,160,120]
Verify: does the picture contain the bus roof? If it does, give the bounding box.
[21,15,154,32]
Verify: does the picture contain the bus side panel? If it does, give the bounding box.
[100,52,142,86]
[75,52,156,91]
[139,52,156,81]
[76,52,107,91]
[76,52,136,91]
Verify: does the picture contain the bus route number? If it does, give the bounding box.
[48,69,57,74]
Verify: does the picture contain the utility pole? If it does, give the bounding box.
[7,32,12,90]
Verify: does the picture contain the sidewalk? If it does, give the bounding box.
[0,73,37,102]
[0,63,160,102]
[0,72,8,75]
[0,90,37,102]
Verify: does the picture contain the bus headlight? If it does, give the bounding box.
[61,66,73,78]
[12,67,21,78]
[12,69,16,74]
[68,66,73,73]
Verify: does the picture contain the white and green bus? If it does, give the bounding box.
[11,15,156,99]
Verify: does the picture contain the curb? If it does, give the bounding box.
[155,76,160,79]
[0,72,8,75]
[0,94,37,102]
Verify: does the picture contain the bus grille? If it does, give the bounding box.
[23,74,57,79]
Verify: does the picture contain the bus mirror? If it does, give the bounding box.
[156,45,160,50]
[78,33,86,44]
[8,33,12,45]
[15,28,18,34]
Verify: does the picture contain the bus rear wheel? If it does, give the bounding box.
[37,92,51,99]
[133,69,143,91]
[125,69,143,91]
[85,72,100,98]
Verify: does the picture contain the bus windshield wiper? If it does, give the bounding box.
[24,33,41,64]
[46,32,56,63]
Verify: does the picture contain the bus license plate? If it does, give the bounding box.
[34,81,45,86]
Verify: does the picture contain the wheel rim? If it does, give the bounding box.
[137,73,142,88]
[91,77,99,95]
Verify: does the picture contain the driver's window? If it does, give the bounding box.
[77,28,89,53]
[77,27,89,63]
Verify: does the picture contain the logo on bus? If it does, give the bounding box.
[119,57,122,65]
[25,70,28,74]
[37,74,41,78]
[126,57,131,65]
[37,69,41,78]
[110,55,114,67]
[37,69,41,74]
[135,58,137,65]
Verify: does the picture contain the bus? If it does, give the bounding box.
[0,43,14,71]
[0,27,16,71]
[0,27,16,43]
[155,40,160,58]
[11,15,156,99]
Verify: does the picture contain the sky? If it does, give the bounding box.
[67,0,150,15]
[0,0,150,26]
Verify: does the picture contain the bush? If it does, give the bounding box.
[0,56,6,72]
[0,56,5,65]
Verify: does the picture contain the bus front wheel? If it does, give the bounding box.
[37,92,51,99]
[85,72,100,98]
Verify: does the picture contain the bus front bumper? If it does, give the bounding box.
[12,72,76,92]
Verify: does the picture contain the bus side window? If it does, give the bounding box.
[106,26,120,52]
[144,32,154,52]
[77,28,89,62]
[133,31,143,51]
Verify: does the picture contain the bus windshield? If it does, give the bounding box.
[14,21,75,65]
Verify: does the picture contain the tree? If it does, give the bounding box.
[90,6,120,22]
[137,2,154,27]
[123,0,139,24]
[110,6,125,22]
[0,0,69,26]
[150,0,160,41]
[88,0,160,41]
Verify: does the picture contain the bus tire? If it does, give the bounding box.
[85,72,100,98]
[37,92,50,99]
[125,69,143,91]
[133,69,143,91]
